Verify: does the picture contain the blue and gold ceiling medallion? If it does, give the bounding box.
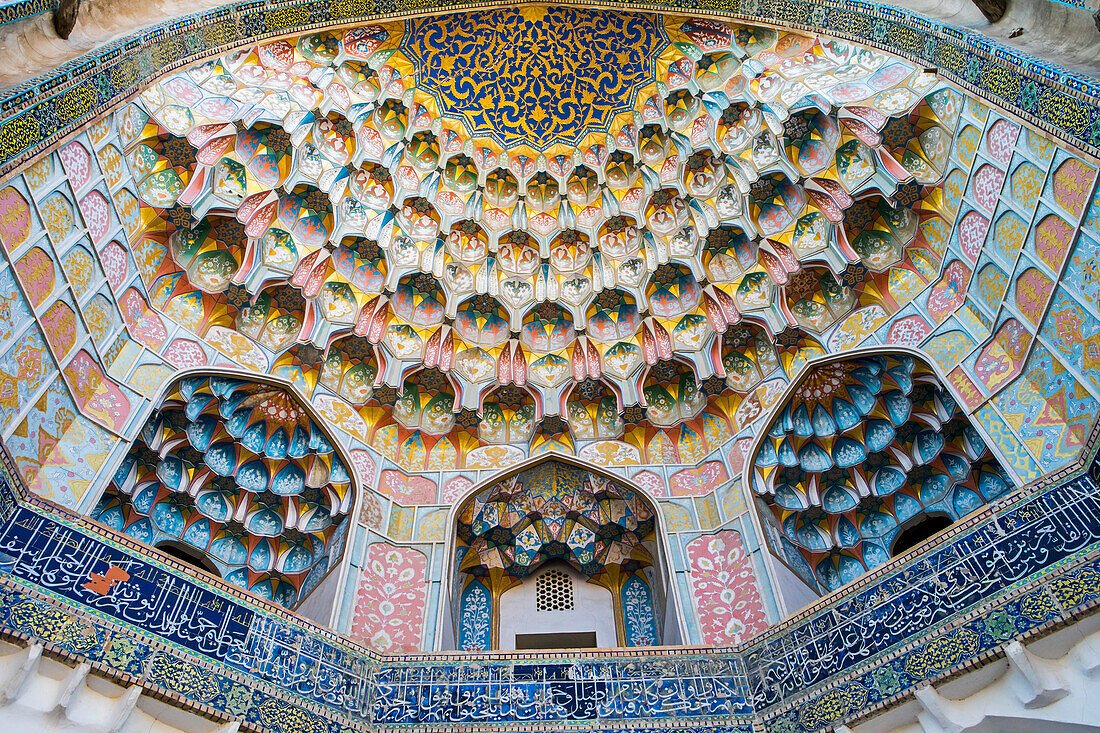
[402,6,669,150]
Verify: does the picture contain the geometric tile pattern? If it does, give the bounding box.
[456,460,656,580]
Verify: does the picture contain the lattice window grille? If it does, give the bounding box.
[535,568,575,611]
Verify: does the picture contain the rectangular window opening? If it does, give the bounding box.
[514,631,598,650]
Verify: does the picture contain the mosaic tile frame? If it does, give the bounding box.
[0,0,55,27]
[0,4,1097,729]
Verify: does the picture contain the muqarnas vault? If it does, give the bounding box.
[0,3,1095,733]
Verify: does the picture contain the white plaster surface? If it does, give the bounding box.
[497,562,617,650]
[0,0,228,90]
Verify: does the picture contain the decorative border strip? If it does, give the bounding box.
[0,0,53,27]
[0,578,365,733]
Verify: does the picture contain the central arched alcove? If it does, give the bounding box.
[440,454,681,651]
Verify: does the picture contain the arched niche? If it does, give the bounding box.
[155,540,222,577]
[890,511,955,557]
[90,369,360,610]
[439,453,681,651]
[745,347,1013,605]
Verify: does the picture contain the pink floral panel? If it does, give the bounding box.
[686,530,769,645]
[350,543,428,653]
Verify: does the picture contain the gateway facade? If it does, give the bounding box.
[0,1,1094,732]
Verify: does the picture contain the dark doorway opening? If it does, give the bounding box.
[514,631,599,650]
[155,541,221,577]
[891,513,955,557]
